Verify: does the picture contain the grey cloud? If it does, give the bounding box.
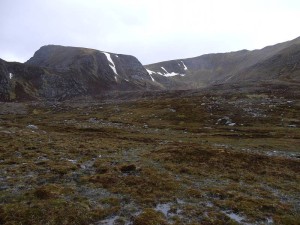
[0,0,299,64]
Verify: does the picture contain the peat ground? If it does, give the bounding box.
[0,83,299,224]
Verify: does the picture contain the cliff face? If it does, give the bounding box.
[0,59,58,101]
[0,45,160,101]
[26,45,152,82]
[0,59,11,101]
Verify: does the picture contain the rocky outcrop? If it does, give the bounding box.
[0,59,11,101]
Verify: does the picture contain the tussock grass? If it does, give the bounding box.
[0,88,299,224]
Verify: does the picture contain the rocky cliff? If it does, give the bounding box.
[0,59,12,101]
[0,45,160,101]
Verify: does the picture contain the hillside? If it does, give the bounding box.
[145,36,300,89]
[226,43,300,83]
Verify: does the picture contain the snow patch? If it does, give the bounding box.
[161,67,168,73]
[149,74,155,82]
[146,69,157,81]
[225,75,234,82]
[161,66,185,77]
[181,61,188,70]
[103,52,118,75]
[164,72,183,77]
[109,65,118,75]
[114,76,118,82]
[9,73,13,79]
[146,69,156,75]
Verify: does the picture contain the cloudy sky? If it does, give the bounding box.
[0,0,299,65]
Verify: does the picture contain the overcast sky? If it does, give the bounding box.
[0,0,299,65]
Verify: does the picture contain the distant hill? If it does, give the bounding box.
[145,36,300,89]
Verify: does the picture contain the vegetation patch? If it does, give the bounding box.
[0,87,299,224]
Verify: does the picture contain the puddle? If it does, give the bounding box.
[176,198,185,204]
[266,150,300,159]
[96,215,119,225]
[155,202,182,219]
[37,156,49,161]
[66,159,77,164]
[222,211,250,224]
[155,203,171,217]
[95,215,131,225]
[205,201,214,207]
[80,159,95,170]
[241,148,300,160]
[266,217,274,224]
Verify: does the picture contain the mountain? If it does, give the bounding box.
[145,36,300,89]
[0,45,160,101]
[0,37,300,101]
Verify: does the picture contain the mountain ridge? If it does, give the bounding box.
[0,36,299,101]
[145,36,300,89]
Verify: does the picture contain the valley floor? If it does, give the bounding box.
[0,84,299,224]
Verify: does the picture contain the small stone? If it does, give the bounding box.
[228,123,236,126]
[27,124,38,129]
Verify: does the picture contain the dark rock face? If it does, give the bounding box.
[26,45,152,82]
[26,45,160,96]
[0,59,11,101]
[0,45,161,101]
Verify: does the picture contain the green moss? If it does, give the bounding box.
[133,209,168,225]
[0,200,101,225]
